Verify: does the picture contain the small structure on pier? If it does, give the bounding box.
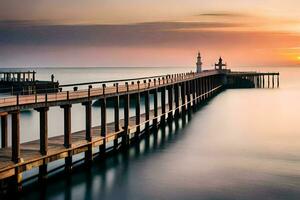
[215,57,227,70]
[0,71,59,95]
[196,52,202,73]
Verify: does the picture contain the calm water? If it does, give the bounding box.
[1,66,300,200]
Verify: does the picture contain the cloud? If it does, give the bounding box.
[0,20,248,47]
[198,12,249,18]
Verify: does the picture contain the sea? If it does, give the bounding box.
[0,66,300,200]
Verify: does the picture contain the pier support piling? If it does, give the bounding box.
[161,87,166,123]
[181,82,186,114]
[1,114,8,148]
[100,98,107,154]
[61,105,72,148]
[174,84,179,117]
[114,95,120,149]
[186,81,191,111]
[135,93,140,139]
[145,90,150,132]
[153,89,158,128]
[123,94,130,147]
[11,110,21,163]
[36,107,49,156]
[82,101,93,164]
[192,79,196,109]
[167,86,173,121]
[60,104,72,172]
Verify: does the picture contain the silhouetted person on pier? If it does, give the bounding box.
[51,74,55,82]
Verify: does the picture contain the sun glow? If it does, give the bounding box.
[297,56,300,60]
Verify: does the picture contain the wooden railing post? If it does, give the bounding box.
[125,82,129,92]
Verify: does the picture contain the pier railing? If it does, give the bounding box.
[0,70,220,111]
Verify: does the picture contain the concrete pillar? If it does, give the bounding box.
[268,75,270,88]
[82,101,93,164]
[167,85,173,121]
[145,90,150,132]
[262,75,265,88]
[1,114,8,148]
[153,88,158,127]
[277,75,280,88]
[161,87,166,123]
[123,94,130,147]
[272,75,275,88]
[11,110,21,163]
[135,93,140,138]
[100,98,107,154]
[174,84,180,117]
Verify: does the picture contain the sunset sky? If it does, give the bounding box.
[1,0,300,68]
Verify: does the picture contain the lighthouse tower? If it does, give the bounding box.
[196,52,202,73]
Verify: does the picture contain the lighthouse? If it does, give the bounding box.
[196,52,202,73]
[215,57,227,70]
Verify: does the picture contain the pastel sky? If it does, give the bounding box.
[1,0,300,68]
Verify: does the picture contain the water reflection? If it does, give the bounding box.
[17,114,190,200]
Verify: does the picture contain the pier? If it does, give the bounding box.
[0,71,59,95]
[0,67,279,193]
